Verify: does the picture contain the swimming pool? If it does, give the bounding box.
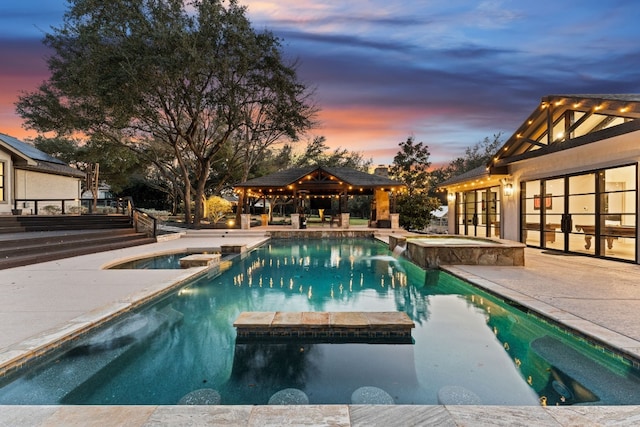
[1,238,639,405]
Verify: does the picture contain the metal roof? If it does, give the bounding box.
[0,133,66,165]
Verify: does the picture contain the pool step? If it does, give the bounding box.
[59,306,184,404]
[531,335,640,405]
[234,311,415,343]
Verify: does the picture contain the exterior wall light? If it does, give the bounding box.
[503,183,514,197]
[447,192,456,202]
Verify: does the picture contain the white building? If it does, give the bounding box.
[0,133,85,215]
[439,94,640,263]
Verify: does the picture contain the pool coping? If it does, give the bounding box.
[3,403,640,426]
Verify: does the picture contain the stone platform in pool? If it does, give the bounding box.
[233,311,415,343]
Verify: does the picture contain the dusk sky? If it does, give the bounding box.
[1,1,640,166]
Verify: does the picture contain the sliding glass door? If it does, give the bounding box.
[521,164,637,262]
[455,187,501,237]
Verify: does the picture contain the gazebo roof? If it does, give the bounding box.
[235,166,405,196]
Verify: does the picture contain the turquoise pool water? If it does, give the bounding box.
[1,238,639,405]
[109,252,201,269]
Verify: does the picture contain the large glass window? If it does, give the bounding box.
[600,165,636,261]
[521,180,542,246]
[568,173,596,256]
[455,187,501,238]
[521,164,637,262]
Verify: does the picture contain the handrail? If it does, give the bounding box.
[121,196,158,238]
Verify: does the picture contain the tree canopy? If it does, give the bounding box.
[390,136,440,230]
[431,133,504,187]
[294,136,371,170]
[17,0,316,225]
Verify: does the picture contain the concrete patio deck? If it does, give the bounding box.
[1,229,640,426]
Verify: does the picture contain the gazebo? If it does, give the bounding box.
[233,166,405,229]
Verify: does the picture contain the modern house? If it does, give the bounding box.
[439,94,640,263]
[0,133,85,215]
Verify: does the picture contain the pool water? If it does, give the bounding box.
[1,238,639,406]
[108,252,203,269]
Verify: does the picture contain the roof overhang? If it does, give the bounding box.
[437,165,509,193]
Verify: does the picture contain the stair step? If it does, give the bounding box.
[0,232,149,258]
[0,236,156,270]
[0,215,132,234]
[0,213,157,269]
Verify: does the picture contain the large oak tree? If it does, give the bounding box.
[17,0,315,225]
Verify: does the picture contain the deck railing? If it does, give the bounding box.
[13,198,128,215]
[12,197,158,238]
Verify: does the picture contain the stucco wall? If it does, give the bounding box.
[11,169,81,214]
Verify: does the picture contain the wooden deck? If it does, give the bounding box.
[233,311,415,343]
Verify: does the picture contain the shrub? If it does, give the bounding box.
[205,196,233,223]
[67,205,88,214]
[41,205,62,215]
[139,209,171,221]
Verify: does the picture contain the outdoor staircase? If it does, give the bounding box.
[0,215,157,270]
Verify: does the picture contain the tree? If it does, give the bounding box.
[204,195,233,224]
[16,0,315,226]
[390,136,440,230]
[32,136,80,165]
[390,136,432,196]
[294,136,371,170]
[395,192,435,231]
[431,133,504,186]
[33,135,148,195]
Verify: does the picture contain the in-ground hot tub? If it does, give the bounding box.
[389,235,525,269]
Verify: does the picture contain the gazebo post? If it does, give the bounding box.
[261,194,268,226]
[339,190,349,229]
[237,188,251,230]
[291,190,301,229]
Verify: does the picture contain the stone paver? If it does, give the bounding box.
[330,311,369,327]
[272,311,303,326]
[302,311,329,326]
[233,311,276,327]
